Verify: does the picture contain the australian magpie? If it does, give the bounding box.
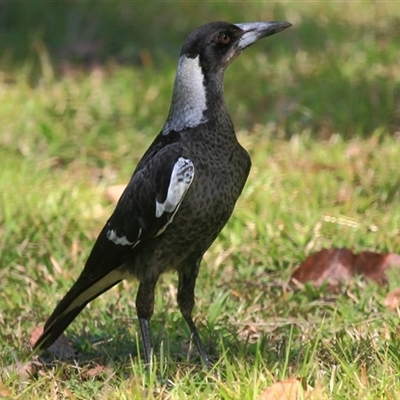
[33,20,291,366]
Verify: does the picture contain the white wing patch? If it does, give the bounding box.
[155,157,195,218]
[106,229,135,246]
[162,55,208,134]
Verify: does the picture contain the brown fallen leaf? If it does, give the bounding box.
[238,324,260,343]
[0,383,11,398]
[104,185,126,204]
[292,248,354,289]
[30,327,75,359]
[0,383,12,398]
[83,364,114,379]
[259,378,308,400]
[384,288,400,310]
[360,362,369,387]
[292,248,400,289]
[2,360,42,381]
[30,326,44,347]
[354,252,400,284]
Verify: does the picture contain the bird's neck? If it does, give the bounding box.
[162,55,226,135]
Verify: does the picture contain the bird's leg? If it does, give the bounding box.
[182,312,211,367]
[177,259,211,367]
[138,318,152,365]
[136,280,157,365]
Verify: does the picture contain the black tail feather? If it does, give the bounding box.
[34,273,123,351]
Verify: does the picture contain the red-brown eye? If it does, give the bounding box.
[219,34,230,44]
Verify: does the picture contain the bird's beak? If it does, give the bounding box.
[235,21,292,50]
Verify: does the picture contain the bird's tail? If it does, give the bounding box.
[33,269,126,351]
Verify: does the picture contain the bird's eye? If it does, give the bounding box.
[219,34,230,45]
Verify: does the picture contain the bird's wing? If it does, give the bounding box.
[34,143,195,350]
[108,145,195,245]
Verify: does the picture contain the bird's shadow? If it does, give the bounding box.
[32,319,266,377]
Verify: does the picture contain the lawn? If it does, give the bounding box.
[1,2,400,399]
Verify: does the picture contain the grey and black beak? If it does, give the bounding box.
[235,21,292,50]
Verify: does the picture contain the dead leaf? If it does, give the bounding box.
[292,248,354,289]
[354,252,400,284]
[30,327,75,359]
[384,288,400,310]
[360,363,368,387]
[0,383,12,398]
[30,326,44,347]
[2,360,42,381]
[84,365,113,379]
[104,185,126,204]
[259,378,308,400]
[239,324,260,343]
[292,248,400,289]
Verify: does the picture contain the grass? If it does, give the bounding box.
[1,1,400,399]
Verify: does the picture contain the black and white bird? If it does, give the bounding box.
[34,21,291,365]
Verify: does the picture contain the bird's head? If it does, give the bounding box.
[163,21,291,134]
[181,21,292,75]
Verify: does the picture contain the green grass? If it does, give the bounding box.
[1,2,400,399]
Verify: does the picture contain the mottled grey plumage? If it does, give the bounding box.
[33,20,291,365]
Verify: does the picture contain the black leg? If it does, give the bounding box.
[136,280,157,365]
[182,313,211,367]
[138,318,152,365]
[177,257,211,367]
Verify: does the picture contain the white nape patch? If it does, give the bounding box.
[106,229,134,246]
[162,55,208,134]
[155,157,194,218]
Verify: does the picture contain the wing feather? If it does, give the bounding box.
[34,142,195,350]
